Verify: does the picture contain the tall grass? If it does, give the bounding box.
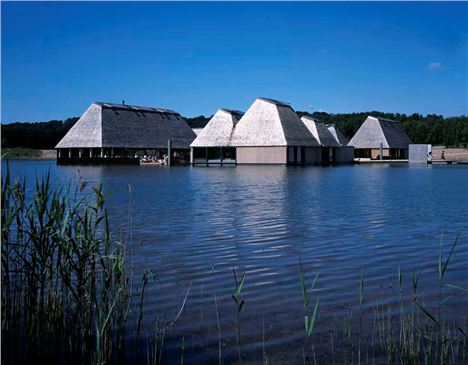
[318,235,468,365]
[1,166,149,364]
[231,267,246,363]
[299,260,319,364]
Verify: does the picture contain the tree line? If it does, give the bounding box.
[2,112,467,149]
[1,118,79,149]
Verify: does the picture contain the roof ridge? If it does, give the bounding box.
[93,101,180,115]
[257,97,291,108]
[219,108,244,116]
[370,115,398,124]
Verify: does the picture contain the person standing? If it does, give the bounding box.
[427,151,432,163]
[441,150,445,160]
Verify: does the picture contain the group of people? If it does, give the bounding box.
[136,151,184,165]
[138,154,169,165]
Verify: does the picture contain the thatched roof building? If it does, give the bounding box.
[300,116,354,164]
[227,97,321,165]
[327,124,349,146]
[190,109,243,147]
[230,97,319,147]
[348,116,412,159]
[56,101,196,150]
[300,116,340,147]
[348,116,412,149]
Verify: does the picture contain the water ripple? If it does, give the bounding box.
[5,161,468,363]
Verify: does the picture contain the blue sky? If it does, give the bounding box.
[2,2,467,122]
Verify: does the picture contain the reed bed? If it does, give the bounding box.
[2,168,467,364]
[1,166,153,364]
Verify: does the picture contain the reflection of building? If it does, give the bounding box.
[348,116,412,160]
[230,97,322,165]
[301,116,354,164]
[190,108,243,165]
[55,101,196,164]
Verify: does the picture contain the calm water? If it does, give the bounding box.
[3,160,468,362]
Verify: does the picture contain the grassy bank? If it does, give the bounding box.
[2,147,56,160]
[2,169,467,364]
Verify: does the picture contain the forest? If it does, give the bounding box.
[2,112,468,149]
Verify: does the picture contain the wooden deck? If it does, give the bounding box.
[354,158,408,164]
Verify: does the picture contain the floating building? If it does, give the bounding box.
[190,108,243,165]
[300,116,342,163]
[230,97,321,165]
[348,116,412,159]
[55,102,196,164]
[300,116,354,163]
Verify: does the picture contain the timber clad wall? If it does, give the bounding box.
[336,146,354,163]
[304,147,321,164]
[236,147,287,164]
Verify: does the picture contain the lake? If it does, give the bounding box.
[3,160,468,363]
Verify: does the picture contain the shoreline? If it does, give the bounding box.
[2,148,56,160]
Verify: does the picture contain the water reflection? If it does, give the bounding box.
[3,160,468,362]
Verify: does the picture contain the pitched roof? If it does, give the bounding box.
[56,102,196,149]
[192,128,203,136]
[348,116,412,148]
[190,109,243,147]
[230,98,320,147]
[327,124,349,146]
[300,116,339,147]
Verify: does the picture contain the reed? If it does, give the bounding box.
[1,165,150,364]
[299,260,320,364]
[324,234,467,364]
[231,267,246,363]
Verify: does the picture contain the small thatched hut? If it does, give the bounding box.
[55,101,196,164]
[301,116,354,164]
[190,108,243,165]
[301,116,340,162]
[230,97,320,165]
[348,116,412,159]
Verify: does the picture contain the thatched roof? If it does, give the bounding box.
[300,116,339,147]
[230,98,320,147]
[327,124,349,146]
[348,116,412,149]
[192,128,203,136]
[190,109,243,147]
[56,102,196,149]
